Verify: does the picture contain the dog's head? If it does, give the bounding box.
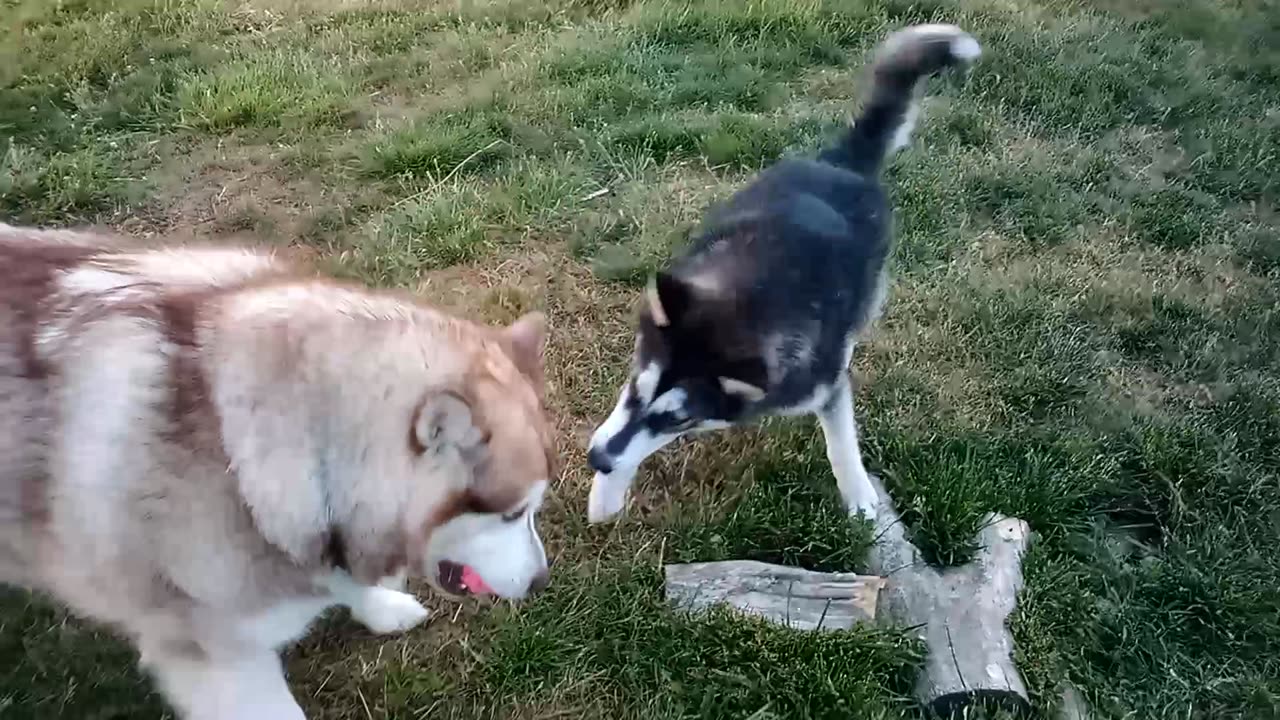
[215,289,556,601]
[586,272,767,522]
[410,312,556,600]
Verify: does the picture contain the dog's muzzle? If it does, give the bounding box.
[586,388,665,522]
[587,470,632,523]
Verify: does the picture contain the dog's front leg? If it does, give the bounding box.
[326,573,431,635]
[146,648,305,720]
[817,380,880,520]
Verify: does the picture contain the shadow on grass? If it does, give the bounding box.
[0,590,168,720]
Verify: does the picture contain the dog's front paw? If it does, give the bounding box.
[839,471,880,520]
[350,588,431,635]
[842,479,880,523]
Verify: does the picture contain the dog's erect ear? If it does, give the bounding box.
[501,311,547,383]
[717,356,769,402]
[648,272,695,328]
[412,391,489,458]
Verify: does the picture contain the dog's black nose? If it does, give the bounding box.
[587,446,613,475]
[528,569,551,595]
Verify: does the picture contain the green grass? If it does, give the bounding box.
[667,426,877,572]
[358,110,513,180]
[0,143,140,223]
[475,564,922,720]
[176,51,355,131]
[0,592,170,719]
[2,0,1279,718]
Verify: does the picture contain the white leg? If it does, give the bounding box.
[817,380,880,520]
[325,574,430,635]
[146,649,305,720]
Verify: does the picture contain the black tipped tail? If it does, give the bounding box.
[820,24,981,175]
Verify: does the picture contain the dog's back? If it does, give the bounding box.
[0,225,303,629]
[0,230,95,583]
[667,26,982,413]
[679,159,893,410]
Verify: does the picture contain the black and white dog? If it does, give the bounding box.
[586,24,981,523]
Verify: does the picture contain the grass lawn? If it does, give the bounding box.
[2,0,1278,718]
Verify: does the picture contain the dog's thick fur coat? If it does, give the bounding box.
[587,25,982,522]
[0,224,555,719]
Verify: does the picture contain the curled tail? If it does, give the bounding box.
[820,24,981,175]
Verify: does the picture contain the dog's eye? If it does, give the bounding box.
[501,505,528,522]
[650,413,693,433]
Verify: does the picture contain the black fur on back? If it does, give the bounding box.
[642,157,891,418]
[635,26,978,424]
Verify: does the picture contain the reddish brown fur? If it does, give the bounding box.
[0,240,96,379]
[0,239,100,527]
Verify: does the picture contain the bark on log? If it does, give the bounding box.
[664,560,885,630]
[863,475,1033,717]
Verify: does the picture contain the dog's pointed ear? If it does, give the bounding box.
[717,357,768,402]
[647,272,694,328]
[501,311,547,383]
[412,391,489,458]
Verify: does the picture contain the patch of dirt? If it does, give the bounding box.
[115,136,377,261]
[123,138,302,238]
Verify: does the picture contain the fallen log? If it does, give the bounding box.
[863,474,1033,717]
[663,476,1034,718]
[664,560,885,631]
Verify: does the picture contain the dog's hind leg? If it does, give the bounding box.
[817,379,879,520]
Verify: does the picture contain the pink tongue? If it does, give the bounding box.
[460,565,494,595]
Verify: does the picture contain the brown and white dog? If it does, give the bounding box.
[0,223,555,719]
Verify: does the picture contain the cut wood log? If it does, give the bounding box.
[664,560,886,631]
[863,475,1033,717]
[661,474,1034,718]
